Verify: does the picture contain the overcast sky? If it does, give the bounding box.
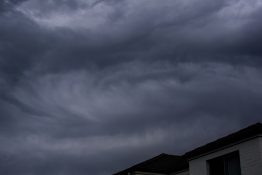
[0,0,262,174]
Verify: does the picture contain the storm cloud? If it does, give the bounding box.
[0,0,262,174]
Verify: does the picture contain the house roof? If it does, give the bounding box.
[113,153,188,175]
[113,122,262,175]
[185,122,262,159]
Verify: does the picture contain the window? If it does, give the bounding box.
[208,151,241,175]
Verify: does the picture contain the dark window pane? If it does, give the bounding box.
[226,153,241,175]
[209,157,225,175]
[208,151,241,175]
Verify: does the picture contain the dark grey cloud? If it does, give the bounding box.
[0,0,27,12]
[0,0,262,174]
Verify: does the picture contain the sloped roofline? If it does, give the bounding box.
[113,153,188,175]
[113,122,262,175]
[184,122,262,159]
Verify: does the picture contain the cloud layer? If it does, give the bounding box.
[0,0,262,174]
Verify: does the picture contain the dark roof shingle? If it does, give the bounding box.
[113,153,188,175]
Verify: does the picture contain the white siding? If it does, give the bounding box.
[259,137,262,161]
[189,137,262,175]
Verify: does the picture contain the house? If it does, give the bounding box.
[113,123,262,175]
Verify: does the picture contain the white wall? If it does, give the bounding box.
[189,137,262,175]
[259,137,262,161]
